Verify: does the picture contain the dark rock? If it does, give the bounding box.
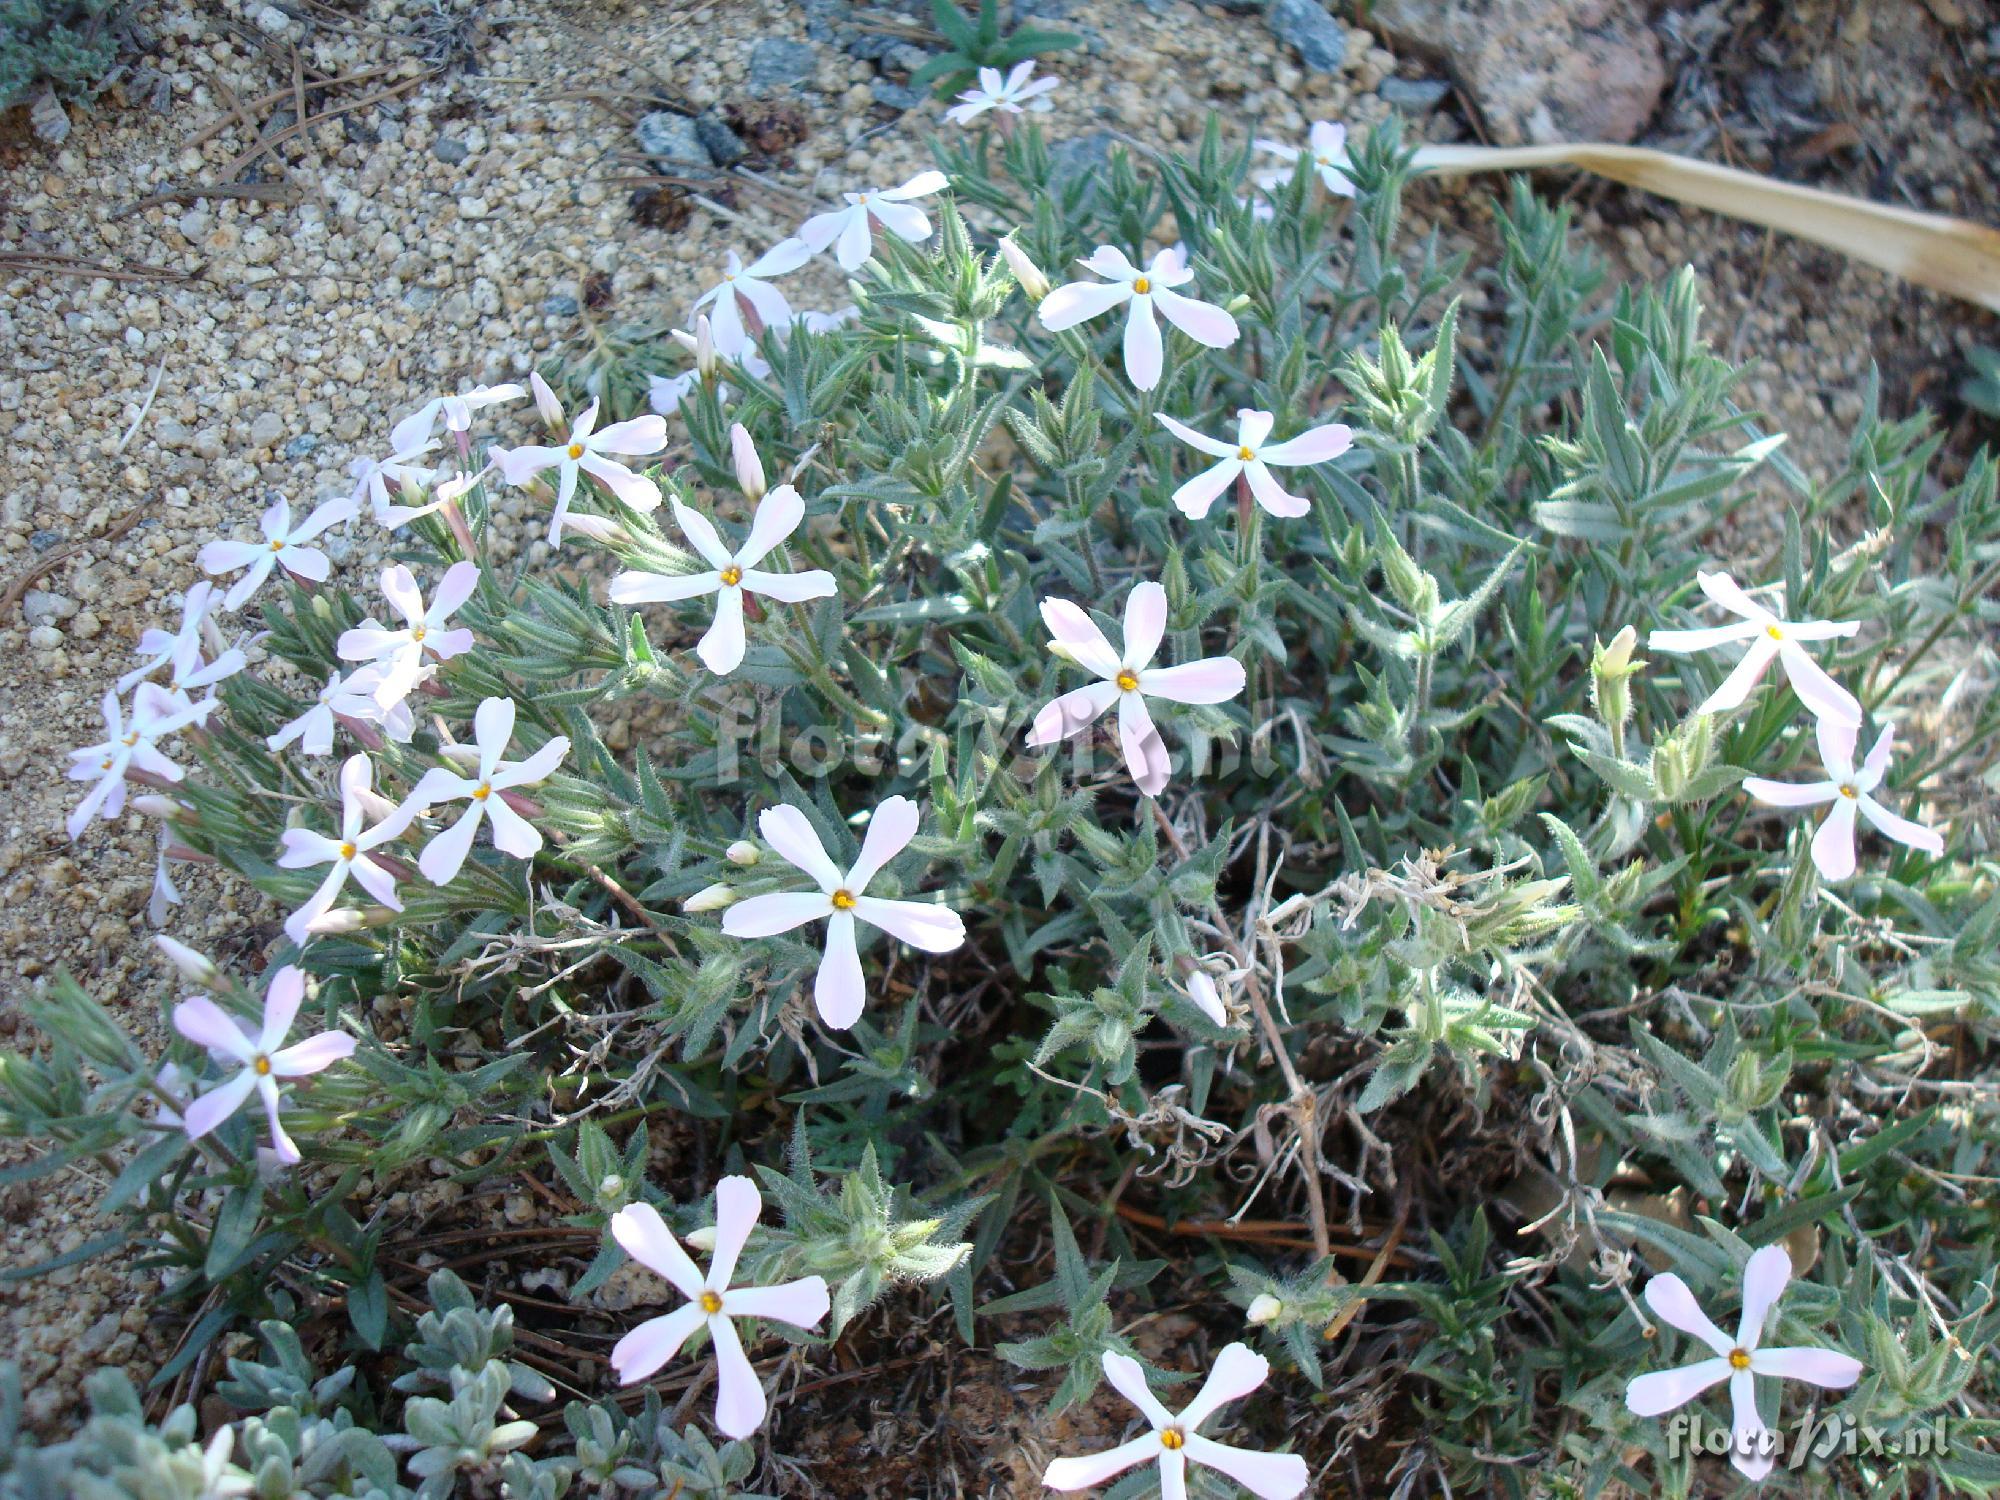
[883,42,934,74]
[433,136,471,164]
[1051,130,1116,182]
[694,110,747,165]
[1267,0,1347,72]
[845,32,896,61]
[1379,77,1451,111]
[28,529,63,553]
[748,38,820,93]
[804,0,853,42]
[342,112,378,146]
[870,78,926,112]
[635,111,713,170]
[543,294,580,316]
[283,434,320,459]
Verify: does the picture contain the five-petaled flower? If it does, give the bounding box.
[692,241,813,359]
[1038,246,1239,392]
[943,60,1059,125]
[608,1175,830,1438]
[721,796,965,1029]
[337,561,481,709]
[266,666,413,757]
[276,753,417,944]
[171,964,357,1164]
[1648,571,1860,725]
[348,438,439,526]
[1043,1344,1309,1499]
[157,628,246,723]
[66,684,206,840]
[198,494,357,611]
[1155,408,1353,519]
[403,697,570,885]
[119,580,222,692]
[389,381,525,455]
[1743,717,1944,881]
[493,374,669,544]
[799,171,949,271]
[1625,1244,1864,1482]
[608,424,836,676]
[1253,120,1356,197]
[1027,582,1247,796]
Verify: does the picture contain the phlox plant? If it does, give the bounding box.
[5,96,2000,1500]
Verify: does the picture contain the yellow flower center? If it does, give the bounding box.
[253,1054,272,1076]
[567,442,585,459]
[1116,670,1140,692]
[1237,445,1255,460]
[1132,276,1151,295]
[338,841,357,861]
[122,732,140,746]
[99,756,114,771]
[719,565,743,587]
[831,888,857,910]
[1838,783,1858,800]
[411,626,427,644]
[474,783,491,801]
[1765,623,1784,641]
[699,1290,724,1314]
[1159,1428,1185,1451]
[269,539,285,552]
[1728,1347,1752,1371]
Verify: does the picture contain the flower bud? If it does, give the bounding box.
[1247,1293,1283,1325]
[130,795,186,821]
[683,883,738,913]
[598,1173,626,1203]
[997,234,1050,303]
[1590,625,1644,734]
[155,935,219,987]
[730,422,767,503]
[560,513,628,546]
[441,742,483,770]
[530,369,566,431]
[725,840,759,867]
[685,1224,718,1253]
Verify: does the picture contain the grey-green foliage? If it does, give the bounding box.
[0,0,123,110]
[0,1363,250,1500]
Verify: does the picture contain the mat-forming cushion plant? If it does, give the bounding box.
[7,95,2000,1499]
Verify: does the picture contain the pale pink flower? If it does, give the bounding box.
[275,753,417,944]
[403,697,569,885]
[1155,408,1352,519]
[1038,246,1239,392]
[1044,1345,1309,1499]
[66,684,205,840]
[1253,120,1356,197]
[157,629,246,724]
[608,425,835,676]
[1026,582,1247,796]
[609,1176,830,1438]
[336,562,480,709]
[721,796,965,1030]
[1742,718,1944,881]
[119,581,222,692]
[389,381,526,454]
[1626,1245,1864,1482]
[266,666,413,757]
[1648,571,1860,724]
[198,494,357,611]
[171,964,356,1164]
[691,240,813,359]
[944,60,1059,125]
[799,171,949,271]
[348,439,440,524]
[492,373,668,545]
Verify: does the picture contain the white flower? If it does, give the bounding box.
[171,964,356,1164]
[691,240,813,360]
[66,684,204,840]
[721,796,965,1029]
[276,753,417,944]
[198,494,357,611]
[1185,969,1227,1026]
[1026,581,1247,796]
[609,1176,830,1438]
[156,934,220,987]
[1253,119,1357,197]
[157,629,247,723]
[119,581,221,692]
[267,666,414,757]
[1044,1345,1309,1499]
[1648,571,1860,724]
[403,697,569,885]
[1155,408,1352,520]
[349,439,439,524]
[149,826,181,927]
[337,561,481,709]
[943,60,1059,125]
[1743,718,1944,881]
[389,381,526,454]
[492,374,669,545]
[798,171,949,271]
[1038,246,1239,392]
[608,425,836,676]
[1625,1244,1864,1482]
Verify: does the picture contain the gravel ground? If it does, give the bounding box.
[1,0,1994,1462]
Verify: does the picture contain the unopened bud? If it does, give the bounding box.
[997,234,1050,302]
[130,795,185,821]
[683,883,738,913]
[725,841,759,867]
[530,370,566,431]
[440,743,483,770]
[685,1225,718,1253]
[1247,1294,1283,1325]
[1047,641,1077,665]
[598,1173,626,1202]
[155,935,219,987]
[730,422,767,503]
[1590,625,1644,733]
[560,513,628,545]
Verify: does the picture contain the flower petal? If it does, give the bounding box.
[1027,681,1121,746]
[722,890,834,938]
[736,484,805,568]
[610,569,723,604]
[697,588,748,675]
[1038,278,1131,332]
[609,1303,706,1385]
[814,910,866,1029]
[610,1202,706,1299]
[1697,571,1772,623]
[1043,1436,1159,1492]
[869,197,930,244]
[1624,1357,1731,1416]
[852,896,965,953]
[1643,1273,1734,1356]
[269,1031,356,1076]
[1183,1434,1309,1500]
[258,965,306,1050]
[1177,1342,1270,1429]
[845,795,919,892]
[1648,621,1763,653]
[1121,581,1168,673]
[708,1174,762,1291]
[1152,286,1239,348]
[173,996,257,1063]
[1728,1368,1775,1481]
[579,452,660,512]
[723,1276,829,1330]
[1742,776,1840,809]
[589,415,668,456]
[757,804,845,892]
[1100,1350,1175,1429]
[1695,635,1779,714]
[1040,599,1122,680]
[1122,293,1163,391]
[1257,422,1352,466]
[258,1074,299,1165]
[1736,1244,1794,1348]
[1155,411,1236,459]
[1858,795,1944,857]
[1244,459,1311,518]
[484,795,543,860]
[1811,795,1860,880]
[672,501,736,570]
[1778,641,1861,725]
[708,1313,767,1439]
[1119,691,1172,796]
[419,804,486,885]
[740,568,836,603]
[1171,457,1243,519]
[1751,1346,1864,1388]
[430,560,481,623]
[182,1068,258,1141]
[1140,657,1247,705]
